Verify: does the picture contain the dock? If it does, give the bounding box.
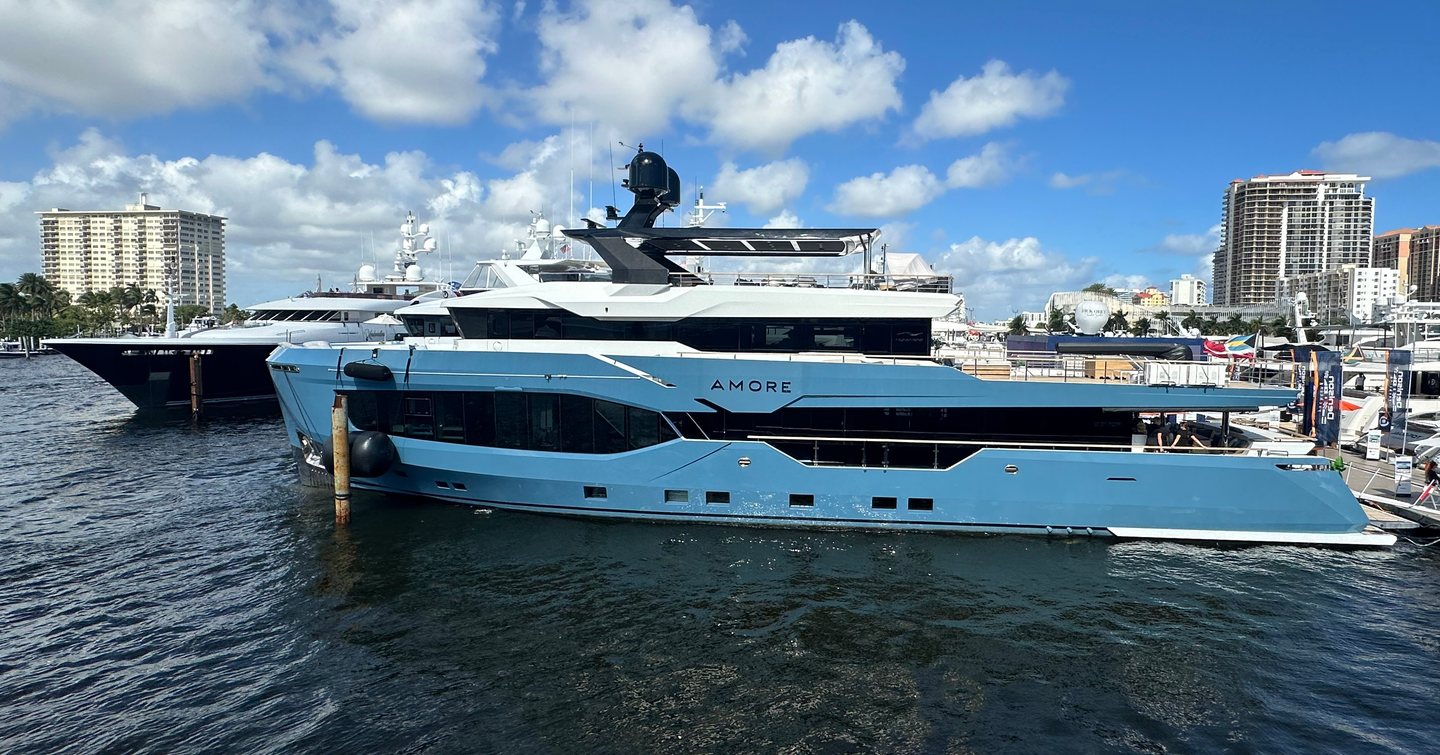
[1342,447,1439,531]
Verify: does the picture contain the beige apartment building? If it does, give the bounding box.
[1409,227,1440,303]
[1372,228,1414,294]
[1213,170,1373,306]
[38,196,226,312]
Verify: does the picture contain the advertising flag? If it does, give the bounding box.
[1379,349,1412,433]
[1311,350,1342,446]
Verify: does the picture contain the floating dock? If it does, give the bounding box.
[1343,448,1439,531]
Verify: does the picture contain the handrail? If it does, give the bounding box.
[668,270,953,293]
[749,433,1297,457]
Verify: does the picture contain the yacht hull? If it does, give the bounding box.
[269,343,1394,547]
[49,340,281,409]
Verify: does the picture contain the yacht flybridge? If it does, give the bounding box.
[268,148,1392,547]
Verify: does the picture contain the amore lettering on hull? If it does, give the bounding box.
[710,379,793,393]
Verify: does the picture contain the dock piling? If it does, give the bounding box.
[188,353,204,420]
[332,394,351,524]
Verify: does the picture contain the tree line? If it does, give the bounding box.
[1008,308,1304,340]
[0,273,249,341]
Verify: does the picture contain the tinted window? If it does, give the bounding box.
[463,392,494,446]
[434,392,465,442]
[560,394,594,453]
[529,394,560,451]
[627,407,659,450]
[347,391,378,430]
[594,400,627,454]
[494,392,527,448]
[402,395,434,439]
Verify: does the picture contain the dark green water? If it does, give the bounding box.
[4,358,1440,753]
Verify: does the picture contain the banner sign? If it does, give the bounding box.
[1379,349,1412,433]
[1306,350,1342,445]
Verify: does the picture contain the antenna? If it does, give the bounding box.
[608,141,618,216]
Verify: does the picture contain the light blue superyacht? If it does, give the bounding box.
[267,150,1391,547]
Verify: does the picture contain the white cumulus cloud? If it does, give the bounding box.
[531,0,724,136]
[912,60,1068,141]
[1312,132,1440,179]
[296,0,501,124]
[829,165,945,218]
[932,235,1096,318]
[710,159,809,215]
[0,0,274,123]
[698,20,905,153]
[945,142,1015,188]
[1147,224,1221,256]
[763,210,804,229]
[0,129,608,303]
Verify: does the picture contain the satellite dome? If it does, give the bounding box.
[405,264,423,282]
[418,223,430,235]
[1074,300,1110,335]
[534,217,551,235]
[357,264,377,282]
[551,223,566,237]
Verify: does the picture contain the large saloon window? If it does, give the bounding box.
[344,389,679,455]
[448,308,933,355]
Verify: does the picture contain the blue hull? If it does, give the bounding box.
[269,343,1390,546]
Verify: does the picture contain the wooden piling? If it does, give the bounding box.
[332,394,351,524]
[188,352,204,419]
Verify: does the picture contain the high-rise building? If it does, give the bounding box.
[1275,264,1398,324]
[1169,274,1207,306]
[1373,228,1414,294]
[38,196,226,312]
[1408,226,1440,302]
[1213,170,1374,306]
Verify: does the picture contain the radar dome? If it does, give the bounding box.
[422,237,438,251]
[534,217,551,235]
[551,223,566,237]
[405,264,423,282]
[1074,300,1110,335]
[418,223,430,235]
[357,264,378,282]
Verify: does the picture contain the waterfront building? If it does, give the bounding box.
[1373,228,1414,295]
[1406,227,1440,303]
[1170,275,1207,306]
[1132,286,1170,309]
[1275,264,1398,324]
[38,195,226,312]
[1213,171,1373,306]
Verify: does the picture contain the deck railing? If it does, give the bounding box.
[748,433,1304,470]
[668,271,953,293]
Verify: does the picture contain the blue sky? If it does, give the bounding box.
[1,0,1437,319]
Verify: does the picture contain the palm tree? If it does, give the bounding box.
[1106,311,1129,334]
[1154,310,1171,336]
[1132,317,1152,337]
[1046,307,1066,334]
[1007,314,1027,335]
[0,283,19,325]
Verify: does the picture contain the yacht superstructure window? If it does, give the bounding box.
[345,390,678,454]
[450,309,932,355]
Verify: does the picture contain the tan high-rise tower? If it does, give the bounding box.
[1212,171,1373,306]
[37,195,226,312]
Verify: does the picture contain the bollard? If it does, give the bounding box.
[188,352,204,420]
[332,394,351,524]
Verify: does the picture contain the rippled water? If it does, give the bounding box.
[4,357,1440,753]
